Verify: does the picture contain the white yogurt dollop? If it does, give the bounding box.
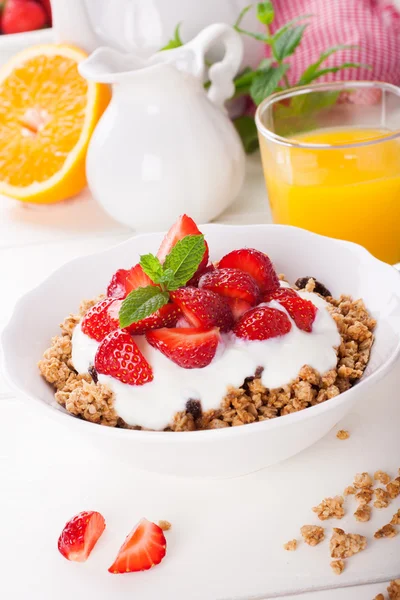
[71,291,340,430]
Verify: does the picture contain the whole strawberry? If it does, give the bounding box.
[2,0,47,34]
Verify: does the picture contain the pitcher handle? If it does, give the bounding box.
[187,23,243,109]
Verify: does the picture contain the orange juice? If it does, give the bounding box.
[259,127,400,263]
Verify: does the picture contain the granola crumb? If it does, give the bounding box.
[374,471,391,485]
[388,579,400,600]
[300,525,325,546]
[374,488,391,509]
[312,496,345,520]
[386,478,400,499]
[330,560,345,575]
[374,524,398,539]
[344,486,356,496]
[158,520,171,531]
[283,539,297,551]
[336,429,350,440]
[374,595,385,600]
[355,487,374,506]
[330,528,367,559]
[354,472,373,489]
[354,505,371,522]
[390,509,400,525]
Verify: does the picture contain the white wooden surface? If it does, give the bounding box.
[1,159,399,599]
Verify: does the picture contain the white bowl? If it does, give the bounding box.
[0,28,54,67]
[2,224,400,478]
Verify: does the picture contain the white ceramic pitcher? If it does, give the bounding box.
[79,23,246,231]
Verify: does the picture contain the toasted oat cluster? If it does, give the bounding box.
[336,430,350,440]
[283,539,297,551]
[375,471,392,486]
[300,525,325,546]
[354,505,371,522]
[38,291,375,432]
[329,528,367,559]
[388,580,400,600]
[330,560,345,575]
[374,524,398,539]
[312,496,344,521]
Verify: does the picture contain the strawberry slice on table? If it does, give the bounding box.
[58,511,105,563]
[264,288,317,332]
[170,287,233,332]
[198,268,260,305]
[218,248,279,294]
[95,330,153,385]
[146,327,220,369]
[126,303,180,335]
[157,214,209,273]
[233,306,292,341]
[109,518,166,574]
[81,297,121,342]
[107,264,153,299]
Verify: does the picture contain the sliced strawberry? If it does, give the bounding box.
[187,262,215,287]
[109,518,166,574]
[218,248,279,294]
[107,264,153,299]
[198,268,260,305]
[176,316,192,328]
[126,303,180,335]
[264,288,317,332]
[146,327,220,369]
[263,287,298,302]
[170,287,233,332]
[2,0,47,34]
[157,214,209,275]
[58,511,105,563]
[81,297,121,342]
[95,330,153,385]
[226,297,253,321]
[233,306,292,341]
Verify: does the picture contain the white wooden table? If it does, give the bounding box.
[1,158,399,600]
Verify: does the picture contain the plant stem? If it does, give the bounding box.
[283,73,290,88]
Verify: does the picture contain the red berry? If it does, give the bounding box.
[226,297,253,321]
[198,268,260,305]
[219,248,279,294]
[108,518,166,574]
[233,306,292,341]
[157,214,209,275]
[126,303,180,335]
[264,289,317,332]
[2,0,47,34]
[263,287,298,302]
[81,297,121,342]
[38,0,51,21]
[95,330,153,385]
[107,264,153,299]
[107,268,130,299]
[58,511,105,563]
[146,327,220,369]
[170,287,233,332]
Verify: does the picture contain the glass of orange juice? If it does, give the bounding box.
[255,81,400,264]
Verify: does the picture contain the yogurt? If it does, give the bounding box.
[71,291,341,430]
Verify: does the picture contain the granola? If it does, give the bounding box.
[374,524,398,539]
[39,293,375,431]
[158,520,171,531]
[374,488,391,509]
[354,505,371,522]
[355,488,374,506]
[386,478,400,499]
[300,525,325,546]
[283,539,297,551]
[354,472,374,489]
[336,430,350,440]
[330,528,367,559]
[344,486,356,496]
[374,471,392,485]
[312,496,345,521]
[330,560,345,575]
[390,509,400,525]
[388,580,400,600]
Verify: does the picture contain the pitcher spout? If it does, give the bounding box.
[79,47,147,84]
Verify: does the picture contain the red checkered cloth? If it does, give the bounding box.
[269,0,400,93]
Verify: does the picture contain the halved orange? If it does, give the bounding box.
[0,44,110,204]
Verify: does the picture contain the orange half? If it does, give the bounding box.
[0,44,110,204]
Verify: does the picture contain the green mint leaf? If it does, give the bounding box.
[161,23,183,51]
[163,234,205,289]
[234,116,259,154]
[297,44,358,85]
[250,64,289,105]
[272,24,308,61]
[298,63,369,86]
[272,14,312,42]
[139,253,164,283]
[234,4,253,28]
[272,90,340,137]
[257,2,274,25]
[119,286,169,328]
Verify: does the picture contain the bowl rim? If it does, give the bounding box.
[2,223,400,442]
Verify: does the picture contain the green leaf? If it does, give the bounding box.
[234,116,259,154]
[119,286,170,328]
[272,24,308,61]
[139,253,164,283]
[297,44,358,85]
[298,62,368,86]
[161,23,183,51]
[250,63,289,105]
[234,4,253,28]
[257,2,274,25]
[163,234,206,289]
[272,14,312,42]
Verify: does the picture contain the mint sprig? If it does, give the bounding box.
[119,234,206,328]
